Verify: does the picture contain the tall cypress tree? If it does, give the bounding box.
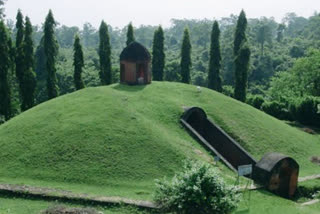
[234,10,250,102]
[180,28,192,84]
[44,10,59,99]
[15,10,24,91]
[234,44,250,102]
[126,23,135,46]
[0,21,12,120]
[98,21,112,85]
[234,10,247,56]
[0,0,5,20]
[73,34,85,90]
[152,26,165,81]
[21,16,36,111]
[208,21,222,92]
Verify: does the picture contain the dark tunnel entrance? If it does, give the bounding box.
[181,107,257,172]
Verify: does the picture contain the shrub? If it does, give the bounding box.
[154,160,241,214]
[222,85,234,98]
[246,95,265,109]
[292,97,320,126]
[261,101,290,120]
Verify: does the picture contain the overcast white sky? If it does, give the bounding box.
[4,0,320,29]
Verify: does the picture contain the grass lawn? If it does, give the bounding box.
[234,189,320,214]
[0,82,319,202]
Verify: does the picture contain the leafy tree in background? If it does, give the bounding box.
[234,10,250,102]
[208,21,222,92]
[56,25,79,48]
[15,10,24,92]
[0,21,12,120]
[164,60,181,82]
[269,49,320,102]
[276,24,285,43]
[126,23,135,46]
[21,16,36,110]
[98,21,112,85]
[152,26,165,81]
[73,34,85,90]
[180,28,192,84]
[82,23,98,47]
[44,10,59,99]
[257,24,272,56]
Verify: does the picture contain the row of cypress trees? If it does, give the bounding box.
[0,10,82,121]
[152,10,250,102]
[77,15,249,102]
[0,10,250,121]
[0,10,38,120]
[0,21,12,120]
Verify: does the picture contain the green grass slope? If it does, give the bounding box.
[0,82,319,198]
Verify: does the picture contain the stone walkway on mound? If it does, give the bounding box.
[0,184,157,209]
[298,174,320,182]
[301,199,320,206]
[0,174,318,209]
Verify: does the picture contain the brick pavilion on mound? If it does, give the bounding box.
[120,42,151,85]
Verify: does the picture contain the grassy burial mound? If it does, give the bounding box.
[0,82,319,199]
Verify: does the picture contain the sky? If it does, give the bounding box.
[4,0,320,29]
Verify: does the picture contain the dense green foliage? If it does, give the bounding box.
[3,11,317,96]
[269,49,320,101]
[4,10,320,115]
[21,17,36,111]
[154,160,240,214]
[0,21,12,120]
[73,34,85,90]
[234,10,250,102]
[180,28,192,83]
[152,26,165,81]
[257,24,272,56]
[208,21,222,92]
[126,23,135,46]
[2,8,320,124]
[43,10,59,99]
[98,21,112,85]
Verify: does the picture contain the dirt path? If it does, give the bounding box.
[0,184,157,209]
[301,199,320,206]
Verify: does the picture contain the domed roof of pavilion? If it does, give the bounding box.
[120,41,151,62]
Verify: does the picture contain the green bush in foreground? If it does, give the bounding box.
[154,160,241,214]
